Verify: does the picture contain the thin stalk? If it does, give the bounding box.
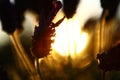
[101,70,106,80]
[10,32,40,80]
[35,58,44,80]
[99,19,102,53]
[68,55,73,80]
[10,34,30,72]
[99,10,108,80]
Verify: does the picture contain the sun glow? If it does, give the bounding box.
[51,0,102,58]
[51,13,89,58]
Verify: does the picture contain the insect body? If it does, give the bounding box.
[31,1,65,58]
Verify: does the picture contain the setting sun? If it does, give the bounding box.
[51,0,102,58]
[51,17,88,57]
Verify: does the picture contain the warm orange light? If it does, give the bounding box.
[50,0,103,58]
[51,14,89,58]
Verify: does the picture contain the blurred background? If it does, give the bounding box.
[0,0,120,80]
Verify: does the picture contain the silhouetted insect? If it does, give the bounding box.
[31,1,65,58]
